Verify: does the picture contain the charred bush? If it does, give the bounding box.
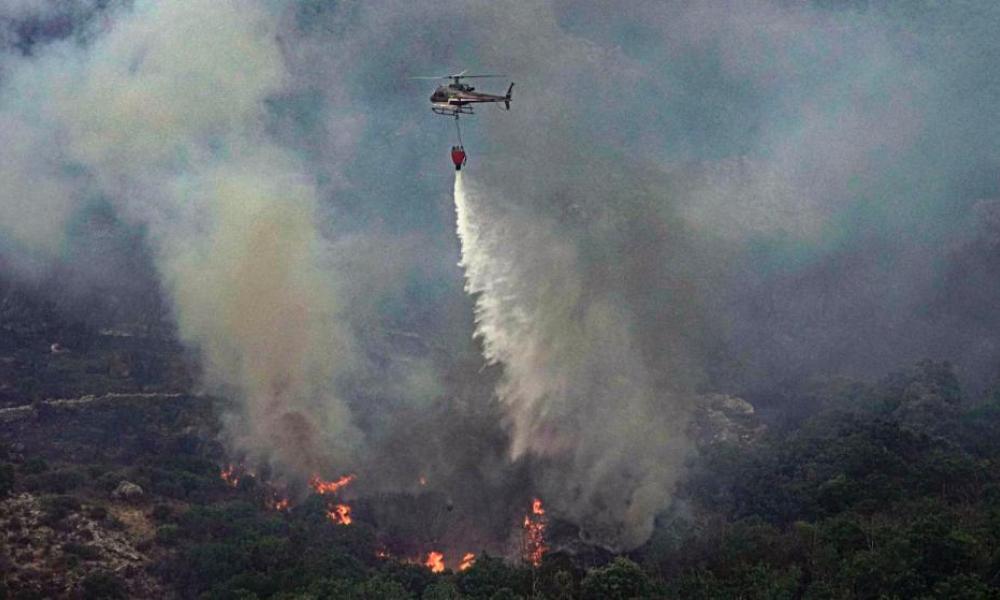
[0,463,13,498]
[62,542,99,561]
[40,494,81,526]
[79,571,127,600]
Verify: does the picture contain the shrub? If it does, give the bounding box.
[22,467,86,494]
[80,571,127,600]
[0,463,14,498]
[151,503,173,521]
[40,494,81,525]
[156,524,180,546]
[580,558,653,600]
[20,457,47,475]
[63,542,100,560]
[87,505,109,521]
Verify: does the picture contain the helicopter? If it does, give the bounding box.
[413,71,514,170]
[413,71,514,116]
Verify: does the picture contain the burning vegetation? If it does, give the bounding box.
[309,473,355,495]
[218,466,549,573]
[327,503,352,525]
[310,474,356,526]
[522,497,548,566]
[459,552,476,571]
[407,550,476,573]
[389,497,547,574]
[219,464,242,488]
[218,465,358,520]
[265,496,290,512]
[424,551,445,573]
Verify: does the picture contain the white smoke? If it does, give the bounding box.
[0,112,79,259]
[454,173,691,550]
[0,0,361,477]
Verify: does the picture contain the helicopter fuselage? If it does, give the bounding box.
[430,81,512,116]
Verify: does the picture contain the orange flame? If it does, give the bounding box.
[459,552,476,571]
[309,473,356,495]
[425,551,445,573]
[310,474,355,527]
[220,464,241,487]
[327,503,352,525]
[522,497,548,567]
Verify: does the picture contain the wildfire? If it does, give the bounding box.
[459,552,476,571]
[403,550,475,572]
[309,473,356,495]
[219,464,242,487]
[267,496,290,512]
[309,475,356,526]
[327,503,352,525]
[424,551,445,573]
[532,498,545,516]
[522,497,548,567]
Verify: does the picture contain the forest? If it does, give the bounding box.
[3,335,1000,599]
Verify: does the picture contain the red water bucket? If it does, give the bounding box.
[451,146,467,171]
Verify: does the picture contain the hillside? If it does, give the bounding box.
[3,288,1000,598]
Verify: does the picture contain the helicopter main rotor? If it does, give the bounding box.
[410,70,506,86]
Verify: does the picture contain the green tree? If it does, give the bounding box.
[580,558,652,600]
[0,463,14,498]
[458,554,530,599]
[307,578,358,599]
[421,582,462,600]
[357,575,413,599]
[927,574,993,600]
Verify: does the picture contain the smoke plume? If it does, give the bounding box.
[455,173,691,549]
[6,0,1000,555]
[0,0,360,478]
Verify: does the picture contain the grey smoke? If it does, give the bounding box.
[0,0,363,480]
[3,0,1000,552]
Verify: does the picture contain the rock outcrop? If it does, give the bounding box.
[0,492,168,598]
